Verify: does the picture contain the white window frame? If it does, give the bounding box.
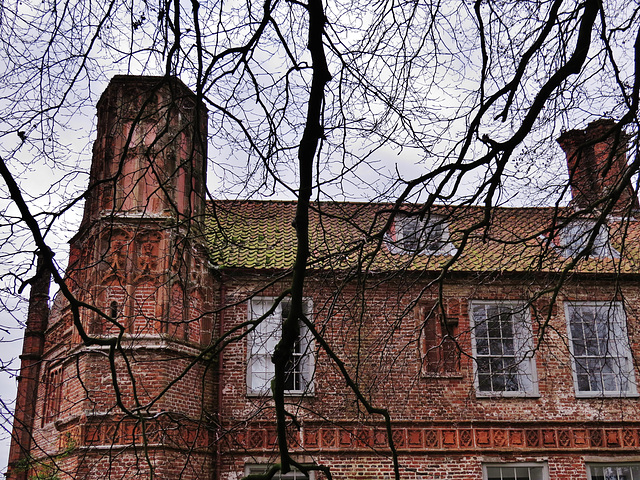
[470,301,538,397]
[389,214,456,255]
[245,464,314,479]
[559,220,618,259]
[247,297,314,396]
[565,301,638,397]
[483,463,548,480]
[587,463,640,480]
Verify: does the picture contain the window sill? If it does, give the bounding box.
[475,391,540,399]
[246,390,315,398]
[422,373,463,379]
[387,244,458,256]
[575,391,640,399]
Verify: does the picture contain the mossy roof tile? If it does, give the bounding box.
[206,200,640,275]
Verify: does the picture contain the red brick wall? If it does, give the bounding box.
[216,271,640,479]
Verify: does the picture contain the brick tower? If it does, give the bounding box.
[7,76,216,479]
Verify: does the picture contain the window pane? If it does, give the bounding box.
[395,215,448,254]
[473,303,533,394]
[575,362,591,392]
[246,465,310,479]
[248,298,312,394]
[589,464,640,480]
[615,466,631,480]
[501,469,516,480]
[560,221,614,259]
[477,337,490,355]
[571,321,586,356]
[249,355,273,393]
[475,316,488,338]
[486,466,502,479]
[502,336,514,355]
[491,372,505,392]
[529,467,543,480]
[591,466,605,480]
[504,367,519,391]
[478,374,492,392]
[568,303,634,395]
[486,466,543,480]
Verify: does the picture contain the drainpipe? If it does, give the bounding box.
[214,271,226,480]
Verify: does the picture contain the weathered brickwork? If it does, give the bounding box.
[7,77,640,480]
[214,273,640,478]
[223,453,640,480]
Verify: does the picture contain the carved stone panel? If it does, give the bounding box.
[135,231,163,277]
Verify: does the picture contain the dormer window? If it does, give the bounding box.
[559,220,618,258]
[389,214,455,255]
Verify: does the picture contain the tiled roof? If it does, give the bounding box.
[206,200,640,274]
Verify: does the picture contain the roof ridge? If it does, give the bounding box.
[206,199,568,211]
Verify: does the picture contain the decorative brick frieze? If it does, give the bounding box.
[475,429,491,447]
[493,429,508,447]
[459,428,474,447]
[573,429,589,447]
[321,428,336,448]
[590,428,604,447]
[225,422,640,453]
[407,429,422,448]
[79,417,211,451]
[248,428,265,449]
[338,429,351,448]
[391,428,406,448]
[525,429,540,447]
[373,428,387,447]
[558,429,571,447]
[304,428,318,448]
[542,429,556,447]
[509,429,524,447]
[442,429,456,447]
[623,428,637,446]
[606,429,621,447]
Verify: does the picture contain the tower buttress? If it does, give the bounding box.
[70,76,213,340]
[6,256,51,480]
[9,76,216,479]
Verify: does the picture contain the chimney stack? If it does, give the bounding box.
[557,119,639,213]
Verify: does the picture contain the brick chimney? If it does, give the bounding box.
[557,119,639,213]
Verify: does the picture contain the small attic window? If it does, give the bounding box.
[389,214,455,255]
[559,220,618,258]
